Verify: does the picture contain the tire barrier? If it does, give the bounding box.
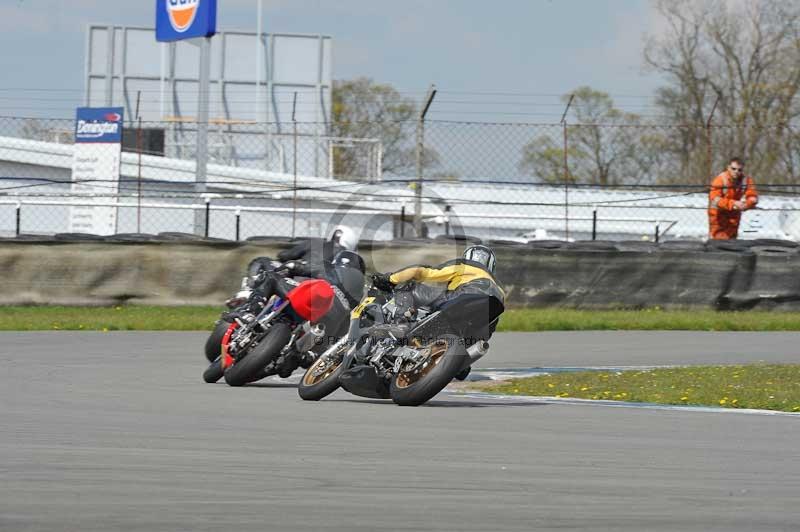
[53,233,106,242]
[0,238,798,309]
[526,240,566,250]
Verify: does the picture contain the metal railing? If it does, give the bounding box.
[1,116,799,242]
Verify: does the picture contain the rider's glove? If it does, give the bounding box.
[286,260,312,277]
[372,273,396,292]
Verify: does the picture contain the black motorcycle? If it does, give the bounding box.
[298,279,504,406]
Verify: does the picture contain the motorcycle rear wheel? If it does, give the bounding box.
[298,344,349,401]
[390,334,469,406]
[224,322,292,387]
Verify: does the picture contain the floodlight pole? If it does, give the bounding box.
[194,36,212,234]
[414,84,437,237]
[255,0,263,124]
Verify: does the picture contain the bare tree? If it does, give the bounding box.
[645,0,800,184]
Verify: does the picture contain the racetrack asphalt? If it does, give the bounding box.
[1,331,799,532]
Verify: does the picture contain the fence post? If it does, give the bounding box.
[235,208,241,241]
[592,207,597,241]
[706,94,720,183]
[400,204,406,239]
[204,198,211,238]
[561,94,574,241]
[292,92,298,239]
[15,202,21,236]
[414,85,437,237]
[135,90,143,233]
[655,224,660,243]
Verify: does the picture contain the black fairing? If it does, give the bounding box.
[410,293,504,341]
[339,365,391,399]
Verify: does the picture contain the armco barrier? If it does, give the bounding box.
[0,239,798,310]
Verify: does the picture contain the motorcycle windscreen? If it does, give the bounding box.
[287,279,335,323]
[333,266,365,303]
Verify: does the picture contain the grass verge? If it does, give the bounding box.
[497,308,800,332]
[1,306,800,332]
[0,305,221,331]
[474,364,800,413]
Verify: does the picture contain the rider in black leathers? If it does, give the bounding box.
[237,227,364,358]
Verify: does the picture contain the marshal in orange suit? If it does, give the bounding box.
[708,157,759,240]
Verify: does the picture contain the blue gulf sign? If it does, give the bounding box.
[74,107,124,144]
[156,0,217,42]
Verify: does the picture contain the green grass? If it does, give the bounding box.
[0,305,221,331]
[1,305,800,332]
[475,364,800,413]
[497,308,800,332]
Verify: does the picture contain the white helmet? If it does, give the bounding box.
[330,225,358,251]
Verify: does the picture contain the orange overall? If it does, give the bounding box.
[707,171,758,240]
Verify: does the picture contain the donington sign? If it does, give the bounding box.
[69,107,124,235]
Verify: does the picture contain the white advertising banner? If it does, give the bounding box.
[69,107,124,235]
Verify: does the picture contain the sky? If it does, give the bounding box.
[0,0,669,121]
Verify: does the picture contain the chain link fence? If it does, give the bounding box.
[1,115,798,242]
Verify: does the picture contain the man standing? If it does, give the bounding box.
[708,157,759,240]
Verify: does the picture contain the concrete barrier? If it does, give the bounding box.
[0,239,798,310]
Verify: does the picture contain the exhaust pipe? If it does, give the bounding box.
[459,340,489,373]
[295,322,326,353]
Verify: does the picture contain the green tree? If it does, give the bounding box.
[519,87,658,185]
[331,77,439,179]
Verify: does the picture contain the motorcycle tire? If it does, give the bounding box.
[298,343,350,401]
[224,322,292,387]
[204,321,230,363]
[202,357,224,383]
[390,334,469,407]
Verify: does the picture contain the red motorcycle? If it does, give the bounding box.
[203,274,336,386]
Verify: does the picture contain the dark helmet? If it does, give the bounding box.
[332,250,365,274]
[463,244,496,274]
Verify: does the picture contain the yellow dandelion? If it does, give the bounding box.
[580,387,589,391]
[719,399,727,405]
[680,396,688,401]
[547,383,555,388]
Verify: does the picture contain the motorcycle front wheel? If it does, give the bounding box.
[204,320,230,363]
[298,343,350,401]
[202,357,224,383]
[224,322,292,387]
[390,334,469,406]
